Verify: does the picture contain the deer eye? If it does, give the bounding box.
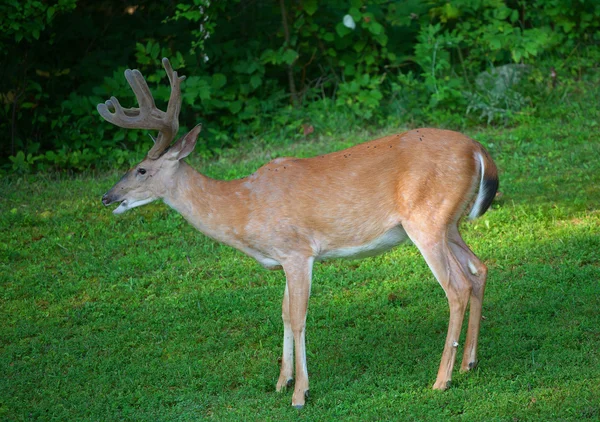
[137,168,147,175]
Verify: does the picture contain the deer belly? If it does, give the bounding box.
[318,225,408,261]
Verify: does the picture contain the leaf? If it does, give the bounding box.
[525,43,538,57]
[303,0,318,16]
[348,7,361,21]
[250,74,262,89]
[336,22,352,38]
[246,61,261,74]
[260,49,277,64]
[212,73,227,89]
[353,39,367,53]
[510,9,519,23]
[196,80,212,100]
[443,3,460,20]
[176,51,185,67]
[229,101,242,114]
[511,49,522,63]
[375,33,388,47]
[493,6,511,20]
[282,49,298,65]
[489,37,502,50]
[150,43,160,60]
[10,151,25,163]
[367,21,384,36]
[114,130,125,141]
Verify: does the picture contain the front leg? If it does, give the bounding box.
[281,257,314,408]
[276,284,294,391]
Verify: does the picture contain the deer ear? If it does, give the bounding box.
[167,124,202,160]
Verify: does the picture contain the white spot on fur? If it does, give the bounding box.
[468,260,479,275]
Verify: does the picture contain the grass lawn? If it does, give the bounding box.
[1,79,599,420]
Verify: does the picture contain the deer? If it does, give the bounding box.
[98,58,499,409]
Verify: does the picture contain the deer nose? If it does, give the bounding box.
[102,193,111,206]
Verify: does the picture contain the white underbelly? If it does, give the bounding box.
[317,225,408,261]
[258,257,282,269]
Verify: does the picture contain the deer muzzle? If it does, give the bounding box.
[102,192,117,206]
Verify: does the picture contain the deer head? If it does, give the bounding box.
[98,58,202,214]
[101,124,201,214]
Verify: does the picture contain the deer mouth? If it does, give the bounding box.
[102,193,126,214]
[112,200,130,215]
[102,192,157,214]
[111,197,156,214]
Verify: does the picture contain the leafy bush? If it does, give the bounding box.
[466,64,530,124]
[1,0,599,172]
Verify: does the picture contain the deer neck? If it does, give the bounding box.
[163,161,248,245]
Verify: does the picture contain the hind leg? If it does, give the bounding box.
[447,227,488,372]
[403,223,472,389]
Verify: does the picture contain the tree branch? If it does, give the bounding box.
[279,0,298,107]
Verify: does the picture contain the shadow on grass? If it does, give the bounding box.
[296,226,599,397]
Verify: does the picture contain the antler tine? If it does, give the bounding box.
[146,58,186,159]
[97,98,122,125]
[162,57,187,86]
[161,58,186,127]
[124,69,158,113]
[97,95,144,128]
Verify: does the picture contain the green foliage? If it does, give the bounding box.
[413,23,464,109]
[335,74,384,119]
[465,64,530,123]
[0,0,77,43]
[1,0,599,172]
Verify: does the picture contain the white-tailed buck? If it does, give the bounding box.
[99,58,499,408]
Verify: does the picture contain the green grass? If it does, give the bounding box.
[1,79,600,420]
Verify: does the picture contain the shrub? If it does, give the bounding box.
[1,0,598,172]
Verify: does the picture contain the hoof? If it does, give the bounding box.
[276,377,293,392]
[433,380,451,390]
[291,389,309,408]
[460,360,478,373]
